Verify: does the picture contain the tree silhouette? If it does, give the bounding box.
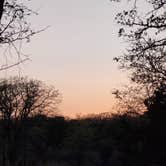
[144,83,166,120]
[0,0,5,21]
[112,85,148,115]
[0,0,42,71]
[0,76,61,166]
[0,76,61,121]
[142,83,166,165]
[111,0,166,87]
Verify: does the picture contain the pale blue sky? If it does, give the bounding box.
[1,0,128,117]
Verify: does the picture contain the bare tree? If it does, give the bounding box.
[0,76,61,166]
[112,85,148,115]
[111,0,166,88]
[0,76,61,121]
[0,0,42,70]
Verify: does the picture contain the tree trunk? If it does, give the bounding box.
[0,0,5,22]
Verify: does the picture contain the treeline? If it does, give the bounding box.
[1,110,166,166]
[0,77,166,166]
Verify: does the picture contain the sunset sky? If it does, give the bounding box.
[0,0,129,117]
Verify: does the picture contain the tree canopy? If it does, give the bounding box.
[112,0,166,88]
[0,76,61,121]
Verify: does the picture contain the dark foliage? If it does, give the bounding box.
[143,83,166,165]
[0,111,158,166]
[0,90,166,166]
[0,76,61,166]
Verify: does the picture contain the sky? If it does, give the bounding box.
[0,0,129,117]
